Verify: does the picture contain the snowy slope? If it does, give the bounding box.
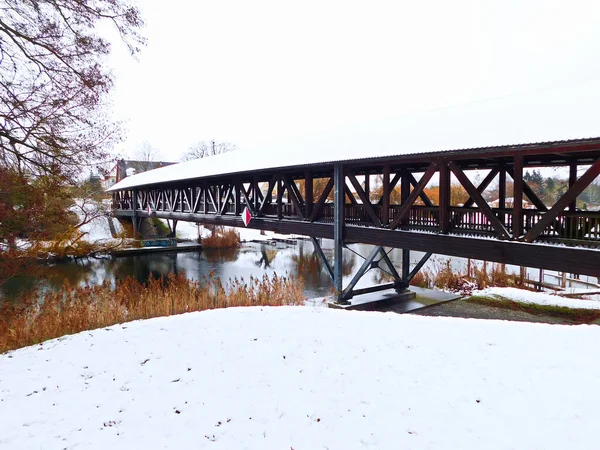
[1,307,599,449]
[474,287,600,310]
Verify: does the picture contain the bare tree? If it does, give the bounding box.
[181,140,237,161]
[0,0,145,177]
[133,141,162,162]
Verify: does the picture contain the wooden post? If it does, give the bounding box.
[499,167,506,225]
[305,171,313,219]
[364,173,370,201]
[253,177,260,212]
[569,161,578,212]
[234,181,241,215]
[277,175,283,220]
[401,170,410,227]
[382,165,390,226]
[512,155,524,238]
[439,161,450,233]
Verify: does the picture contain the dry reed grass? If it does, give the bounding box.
[0,272,304,354]
[202,227,241,248]
[411,259,529,295]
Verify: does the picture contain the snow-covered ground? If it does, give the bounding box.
[1,307,599,449]
[473,287,600,310]
[175,221,302,244]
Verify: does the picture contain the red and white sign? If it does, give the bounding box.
[242,207,252,227]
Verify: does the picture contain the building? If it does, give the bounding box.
[102,159,176,190]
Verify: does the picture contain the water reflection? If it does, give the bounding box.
[254,248,278,268]
[202,248,240,264]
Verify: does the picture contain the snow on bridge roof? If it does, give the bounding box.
[108,81,600,191]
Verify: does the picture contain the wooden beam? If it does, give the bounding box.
[451,168,500,228]
[347,172,382,227]
[288,177,304,205]
[219,184,233,215]
[259,176,277,215]
[344,183,359,205]
[449,162,510,239]
[390,163,438,229]
[524,159,600,242]
[408,173,434,207]
[506,168,548,211]
[462,168,499,208]
[377,171,400,206]
[205,185,218,214]
[236,181,256,215]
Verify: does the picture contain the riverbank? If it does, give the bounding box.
[2,306,599,449]
[412,287,600,325]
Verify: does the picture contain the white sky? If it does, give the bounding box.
[107,0,600,162]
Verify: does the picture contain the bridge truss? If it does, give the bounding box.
[111,138,600,303]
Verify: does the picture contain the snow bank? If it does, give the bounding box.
[78,215,122,243]
[1,308,599,449]
[473,287,600,310]
[174,221,301,244]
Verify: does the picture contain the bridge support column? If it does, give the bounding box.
[322,245,432,302]
[333,163,345,303]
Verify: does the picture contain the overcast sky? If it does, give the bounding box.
[107,0,600,161]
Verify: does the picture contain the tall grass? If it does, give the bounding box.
[0,272,304,354]
[410,260,529,295]
[201,226,241,248]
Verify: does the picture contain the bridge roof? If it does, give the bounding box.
[109,82,600,191]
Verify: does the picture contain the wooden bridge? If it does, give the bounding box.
[109,137,600,303]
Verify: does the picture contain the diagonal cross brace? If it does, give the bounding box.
[310,237,334,282]
[236,181,256,216]
[308,178,334,222]
[390,163,438,229]
[524,159,600,242]
[283,175,305,219]
[347,172,382,227]
[450,162,510,239]
[377,247,402,281]
[341,246,381,300]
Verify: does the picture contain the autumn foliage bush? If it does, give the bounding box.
[0,272,305,354]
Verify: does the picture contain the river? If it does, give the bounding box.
[2,237,598,302]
